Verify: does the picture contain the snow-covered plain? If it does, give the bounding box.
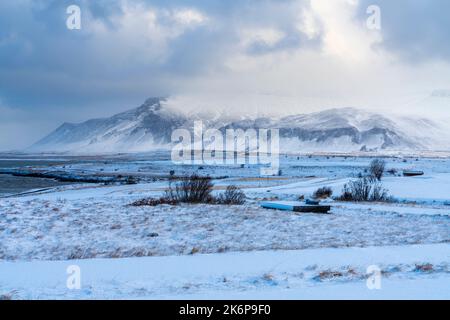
[1,244,448,300]
[0,155,449,299]
[1,195,449,261]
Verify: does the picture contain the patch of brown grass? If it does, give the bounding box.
[190,247,200,255]
[316,270,344,280]
[415,263,434,273]
[130,198,178,207]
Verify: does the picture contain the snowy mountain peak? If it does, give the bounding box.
[141,97,165,112]
[29,98,450,153]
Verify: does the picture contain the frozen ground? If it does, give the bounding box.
[0,193,449,261]
[0,154,449,299]
[0,244,448,299]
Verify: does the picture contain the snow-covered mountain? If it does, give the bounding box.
[29,97,450,153]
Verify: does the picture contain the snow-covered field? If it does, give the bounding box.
[1,193,449,261]
[1,244,448,300]
[0,155,449,299]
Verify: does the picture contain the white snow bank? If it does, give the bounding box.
[384,174,450,203]
[169,277,450,300]
[0,244,448,299]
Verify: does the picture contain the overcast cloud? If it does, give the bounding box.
[0,0,449,150]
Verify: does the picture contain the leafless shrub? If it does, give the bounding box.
[336,177,391,202]
[165,174,214,204]
[313,186,333,199]
[216,185,246,205]
[131,177,246,207]
[369,159,386,181]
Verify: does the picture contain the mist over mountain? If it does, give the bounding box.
[29,97,450,154]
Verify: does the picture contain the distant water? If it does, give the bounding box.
[0,159,72,197]
[0,174,73,196]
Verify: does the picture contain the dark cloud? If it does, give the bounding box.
[0,0,314,111]
[2,0,447,112]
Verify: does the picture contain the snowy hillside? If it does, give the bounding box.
[29,98,450,153]
[29,98,186,153]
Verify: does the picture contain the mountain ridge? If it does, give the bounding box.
[29,97,450,153]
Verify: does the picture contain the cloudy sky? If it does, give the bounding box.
[0,0,450,150]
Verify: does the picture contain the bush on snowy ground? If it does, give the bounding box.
[216,185,246,205]
[312,186,333,199]
[369,159,386,181]
[131,176,246,206]
[165,174,214,203]
[335,176,392,202]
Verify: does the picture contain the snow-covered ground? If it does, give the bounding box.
[0,194,449,261]
[0,244,448,299]
[0,155,449,299]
